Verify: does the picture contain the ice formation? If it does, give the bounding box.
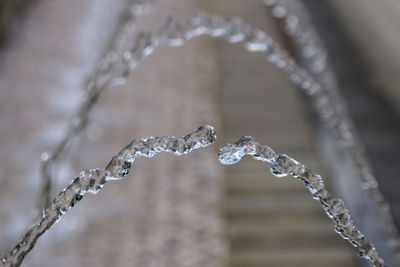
[219,136,386,267]
[2,126,216,267]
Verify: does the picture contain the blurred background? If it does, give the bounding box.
[0,0,399,266]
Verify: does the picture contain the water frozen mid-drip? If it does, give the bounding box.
[218,137,386,267]
[2,125,216,267]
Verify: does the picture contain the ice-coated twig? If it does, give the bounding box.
[35,9,396,264]
[218,136,386,267]
[39,0,158,210]
[263,0,400,260]
[2,125,216,267]
[40,11,366,217]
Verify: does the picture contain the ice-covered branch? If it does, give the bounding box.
[39,0,157,210]
[263,0,400,260]
[33,9,395,265]
[2,125,216,267]
[218,136,385,267]
[40,11,363,218]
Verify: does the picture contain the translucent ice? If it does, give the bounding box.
[2,126,216,267]
[218,137,386,267]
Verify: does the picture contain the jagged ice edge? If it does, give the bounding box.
[2,125,216,267]
[218,136,385,267]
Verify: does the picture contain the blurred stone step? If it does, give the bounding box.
[226,209,324,222]
[230,233,349,254]
[227,218,335,237]
[226,193,323,215]
[230,249,357,267]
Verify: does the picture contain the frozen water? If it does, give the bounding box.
[264,0,400,263]
[1,126,216,267]
[218,137,386,267]
[14,4,394,267]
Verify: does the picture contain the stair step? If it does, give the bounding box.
[226,193,323,215]
[230,249,357,267]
